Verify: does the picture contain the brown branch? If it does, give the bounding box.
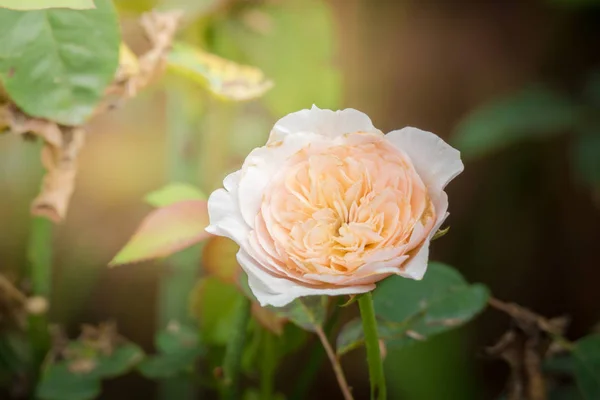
[488,297,572,349]
[315,326,355,400]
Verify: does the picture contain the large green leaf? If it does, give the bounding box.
[573,334,600,400]
[211,0,341,115]
[336,263,490,355]
[270,296,329,333]
[453,85,581,158]
[0,0,95,9]
[0,0,120,125]
[109,199,210,266]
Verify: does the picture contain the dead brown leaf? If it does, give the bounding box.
[486,298,572,400]
[96,10,183,115]
[0,105,85,222]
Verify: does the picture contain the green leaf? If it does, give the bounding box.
[137,351,201,379]
[270,296,328,332]
[571,127,600,188]
[144,182,206,207]
[37,363,101,400]
[0,0,120,125]
[211,0,341,115]
[90,343,144,379]
[336,263,490,356]
[0,0,95,9]
[167,42,273,101]
[138,322,202,379]
[573,334,600,400]
[453,85,581,158]
[109,199,210,266]
[190,277,245,345]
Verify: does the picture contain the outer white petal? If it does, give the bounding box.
[205,171,248,245]
[399,192,450,280]
[269,105,382,142]
[237,249,375,307]
[385,127,464,195]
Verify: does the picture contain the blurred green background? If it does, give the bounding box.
[1,0,599,399]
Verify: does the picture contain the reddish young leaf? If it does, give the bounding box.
[109,200,210,266]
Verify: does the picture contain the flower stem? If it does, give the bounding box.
[260,328,277,400]
[158,78,203,399]
[26,216,53,365]
[222,296,251,400]
[358,292,387,400]
[315,326,354,400]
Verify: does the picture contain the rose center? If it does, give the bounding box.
[257,135,433,275]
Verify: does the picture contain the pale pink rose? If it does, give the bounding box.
[206,106,463,307]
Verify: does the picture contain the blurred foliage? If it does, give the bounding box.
[209,0,341,116]
[1,0,600,399]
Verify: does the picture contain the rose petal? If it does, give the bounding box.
[206,172,249,244]
[237,132,329,228]
[269,105,382,143]
[400,192,450,280]
[385,127,464,196]
[237,248,375,307]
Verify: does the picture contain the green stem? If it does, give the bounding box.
[260,328,276,400]
[358,293,387,400]
[158,79,203,399]
[222,296,251,400]
[27,216,53,366]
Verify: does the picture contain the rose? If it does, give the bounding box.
[206,106,463,307]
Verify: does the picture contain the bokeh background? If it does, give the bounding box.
[1,0,599,398]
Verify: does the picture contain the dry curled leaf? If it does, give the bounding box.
[0,105,84,222]
[0,273,27,329]
[97,10,182,114]
[486,298,572,400]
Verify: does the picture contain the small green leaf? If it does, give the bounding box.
[336,263,490,356]
[144,182,206,207]
[454,85,581,158]
[138,351,201,379]
[138,322,202,379]
[270,296,328,332]
[36,364,101,400]
[431,226,450,241]
[167,42,273,101]
[109,199,210,266]
[0,0,120,125]
[90,343,144,379]
[573,334,600,400]
[0,0,95,9]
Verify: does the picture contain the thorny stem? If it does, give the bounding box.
[358,293,387,400]
[315,326,354,400]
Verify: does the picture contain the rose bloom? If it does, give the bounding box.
[206,106,463,307]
